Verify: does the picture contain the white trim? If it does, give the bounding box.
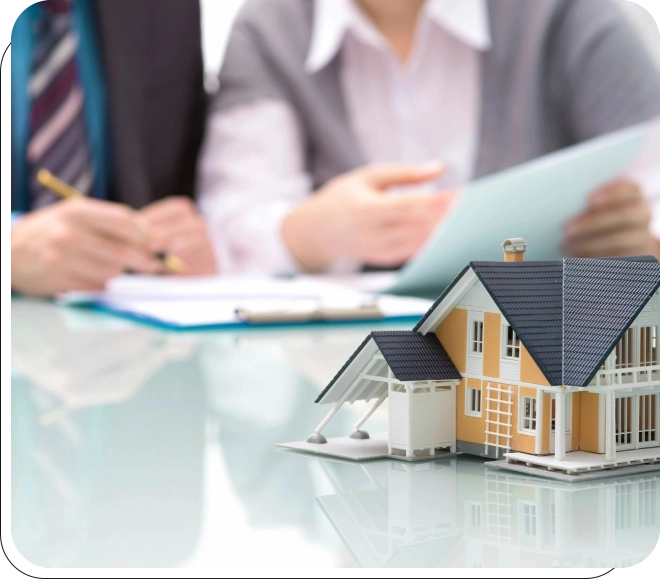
[535,389,544,455]
[605,391,616,461]
[518,395,538,435]
[501,322,521,361]
[416,269,479,334]
[555,390,567,460]
[598,393,605,454]
[465,385,482,417]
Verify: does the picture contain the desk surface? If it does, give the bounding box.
[10,299,660,569]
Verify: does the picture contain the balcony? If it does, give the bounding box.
[591,365,660,387]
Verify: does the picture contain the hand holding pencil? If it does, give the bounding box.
[36,170,184,273]
[11,171,182,297]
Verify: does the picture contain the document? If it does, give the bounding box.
[59,275,432,329]
[389,119,660,297]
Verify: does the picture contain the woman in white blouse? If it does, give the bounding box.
[197,0,660,275]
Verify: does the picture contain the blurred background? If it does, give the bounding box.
[199,0,660,91]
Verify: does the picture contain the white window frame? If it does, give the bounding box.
[518,395,538,434]
[470,319,484,355]
[615,391,660,451]
[465,386,482,417]
[639,325,659,367]
[502,323,521,360]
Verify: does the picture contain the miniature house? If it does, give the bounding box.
[299,239,660,479]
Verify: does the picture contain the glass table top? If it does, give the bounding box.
[9,299,660,569]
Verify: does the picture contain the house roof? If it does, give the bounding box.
[371,331,462,383]
[419,256,660,387]
[315,331,461,404]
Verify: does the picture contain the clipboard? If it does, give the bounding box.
[60,275,432,330]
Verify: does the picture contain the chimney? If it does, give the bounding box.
[502,238,527,262]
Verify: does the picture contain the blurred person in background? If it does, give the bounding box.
[11,0,218,297]
[198,0,660,275]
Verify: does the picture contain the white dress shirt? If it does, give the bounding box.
[197,0,491,274]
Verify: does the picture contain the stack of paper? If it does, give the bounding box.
[59,275,432,329]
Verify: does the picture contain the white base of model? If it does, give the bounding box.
[487,448,660,482]
[279,433,456,462]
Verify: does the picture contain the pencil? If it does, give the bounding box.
[36,169,185,273]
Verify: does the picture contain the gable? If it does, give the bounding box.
[471,261,564,384]
[458,280,497,311]
[414,256,660,387]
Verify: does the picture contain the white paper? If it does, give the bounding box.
[60,275,432,328]
[389,119,660,297]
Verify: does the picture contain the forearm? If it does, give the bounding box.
[196,100,314,275]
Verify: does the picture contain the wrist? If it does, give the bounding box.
[281,203,335,273]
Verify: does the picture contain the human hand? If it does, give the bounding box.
[281,163,457,271]
[562,179,660,259]
[11,198,163,297]
[141,197,218,276]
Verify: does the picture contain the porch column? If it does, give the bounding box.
[605,391,616,461]
[555,389,566,461]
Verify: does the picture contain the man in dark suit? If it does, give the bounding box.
[10,0,217,297]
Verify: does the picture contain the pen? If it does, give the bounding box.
[36,169,185,273]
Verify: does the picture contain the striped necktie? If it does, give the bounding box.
[28,0,94,208]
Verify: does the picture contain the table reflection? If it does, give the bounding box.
[11,301,206,567]
[315,457,660,568]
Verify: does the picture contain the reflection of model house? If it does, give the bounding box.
[316,460,462,568]
[304,240,660,479]
[463,468,660,568]
[316,459,660,568]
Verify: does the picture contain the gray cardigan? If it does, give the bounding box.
[213,0,660,189]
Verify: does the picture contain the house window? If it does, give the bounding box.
[466,387,482,417]
[640,326,658,367]
[638,394,658,445]
[615,328,635,373]
[471,321,484,354]
[503,325,521,359]
[519,396,537,433]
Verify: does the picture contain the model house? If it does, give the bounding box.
[290,239,660,480]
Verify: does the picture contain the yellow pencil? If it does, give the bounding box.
[36,169,185,273]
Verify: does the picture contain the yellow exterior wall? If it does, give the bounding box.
[435,308,468,373]
[456,378,486,445]
[510,385,537,454]
[579,392,601,453]
[483,313,501,379]
[520,345,550,386]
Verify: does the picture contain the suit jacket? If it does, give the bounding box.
[95,0,207,208]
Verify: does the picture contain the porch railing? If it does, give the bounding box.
[591,365,660,387]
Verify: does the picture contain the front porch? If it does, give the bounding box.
[503,448,660,475]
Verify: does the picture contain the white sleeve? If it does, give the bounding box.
[196,100,313,275]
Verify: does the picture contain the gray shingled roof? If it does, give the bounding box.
[315,331,461,403]
[371,331,462,383]
[470,257,660,387]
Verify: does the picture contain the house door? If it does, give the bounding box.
[616,393,660,451]
[549,394,571,453]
